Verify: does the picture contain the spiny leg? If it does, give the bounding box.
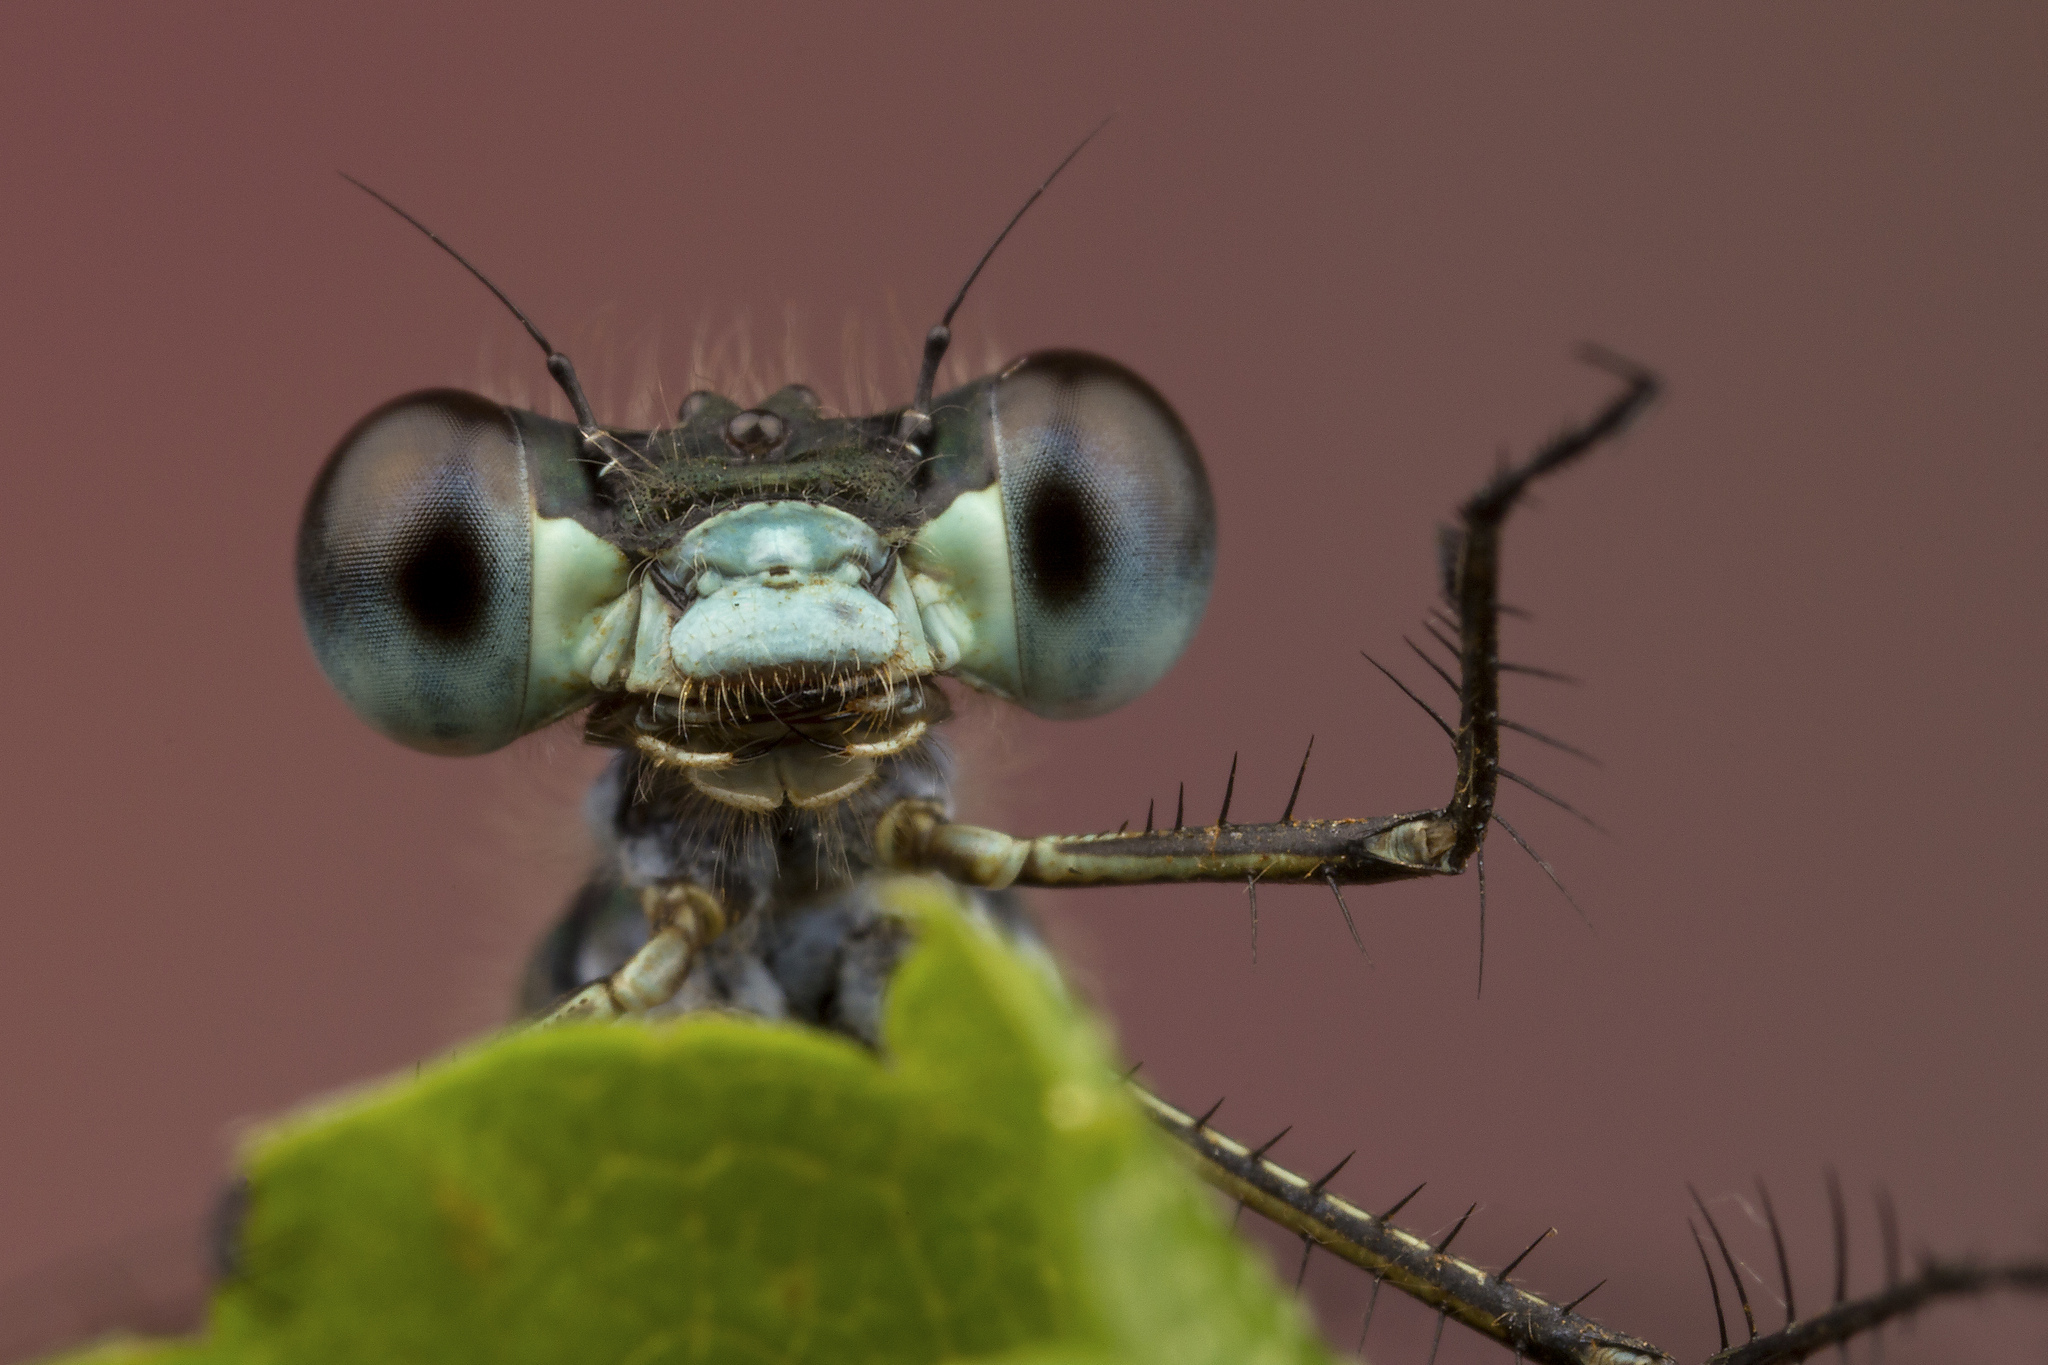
[1133,1086,1674,1365]
[541,883,728,1023]
[1143,1085,2048,1365]
[871,356,1663,1362]
[1704,1260,2048,1365]
[1691,1178,2048,1365]
[874,351,1659,894]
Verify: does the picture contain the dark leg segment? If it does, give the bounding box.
[1133,1086,1673,1365]
[876,352,1660,892]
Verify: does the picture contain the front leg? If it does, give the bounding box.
[542,883,728,1023]
[876,351,1659,893]
[875,800,1457,889]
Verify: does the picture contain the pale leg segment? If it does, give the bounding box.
[541,884,728,1023]
[873,798,1455,889]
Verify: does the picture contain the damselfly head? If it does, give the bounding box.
[297,310,1214,812]
[301,131,1212,812]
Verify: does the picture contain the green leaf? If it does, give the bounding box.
[46,878,1332,1365]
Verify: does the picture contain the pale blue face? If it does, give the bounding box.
[297,352,1216,811]
[659,502,908,681]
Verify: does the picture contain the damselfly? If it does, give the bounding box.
[11,132,2040,1365]
[282,134,2048,1364]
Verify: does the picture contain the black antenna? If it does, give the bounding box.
[910,116,1112,417]
[341,174,600,432]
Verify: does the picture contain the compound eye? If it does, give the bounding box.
[297,390,535,754]
[994,352,1216,718]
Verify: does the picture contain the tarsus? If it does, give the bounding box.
[1439,349,1658,870]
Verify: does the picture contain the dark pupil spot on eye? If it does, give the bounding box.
[1023,474,1096,607]
[397,517,488,641]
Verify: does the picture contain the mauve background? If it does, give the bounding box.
[1,3,2043,1360]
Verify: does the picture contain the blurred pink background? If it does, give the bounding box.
[0,4,2042,1359]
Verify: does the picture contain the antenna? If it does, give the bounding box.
[910,116,1113,417]
[340,174,601,432]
